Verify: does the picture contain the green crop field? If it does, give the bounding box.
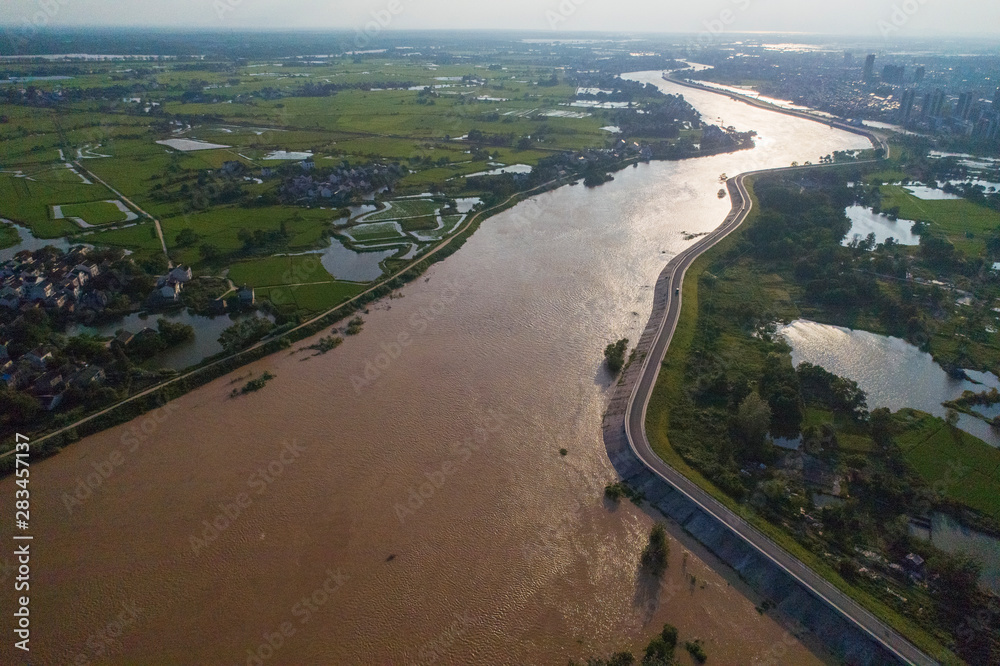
[896,409,1000,520]
[398,215,441,233]
[85,222,165,252]
[57,201,129,226]
[0,173,114,237]
[161,205,339,261]
[228,255,335,287]
[258,281,366,315]
[345,221,405,242]
[880,185,1000,255]
[1,53,648,297]
[364,199,440,221]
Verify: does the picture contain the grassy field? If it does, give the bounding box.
[161,206,338,265]
[0,173,115,237]
[85,222,164,252]
[228,255,335,287]
[880,185,1000,255]
[896,409,1000,521]
[56,200,128,225]
[257,281,366,315]
[346,221,405,242]
[398,215,441,233]
[0,222,20,249]
[364,199,440,221]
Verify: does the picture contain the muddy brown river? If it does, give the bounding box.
[0,72,872,665]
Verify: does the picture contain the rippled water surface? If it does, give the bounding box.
[0,72,872,664]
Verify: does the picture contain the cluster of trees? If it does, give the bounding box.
[568,623,689,666]
[466,128,517,148]
[612,94,702,139]
[218,317,275,354]
[126,319,195,361]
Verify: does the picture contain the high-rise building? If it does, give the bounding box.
[863,54,876,82]
[920,92,933,118]
[930,89,946,117]
[899,89,916,121]
[882,64,905,85]
[844,52,854,65]
[994,87,1000,108]
[957,92,973,120]
[914,66,926,83]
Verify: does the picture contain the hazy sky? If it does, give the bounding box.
[4,0,1000,38]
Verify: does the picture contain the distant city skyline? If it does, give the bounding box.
[3,0,1000,39]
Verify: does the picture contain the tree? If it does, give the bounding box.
[604,338,629,374]
[157,318,195,346]
[175,228,201,247]
[642,624,678,665]
[735,392,771,452]
[640,524,669,576]
[0,389,41,427]
[199,243,220,261]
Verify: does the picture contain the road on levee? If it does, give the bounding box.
[621,167,938,666]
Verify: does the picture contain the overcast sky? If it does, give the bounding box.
[3,0,1000,38]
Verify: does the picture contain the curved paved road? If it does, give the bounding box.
[620,170,936,666]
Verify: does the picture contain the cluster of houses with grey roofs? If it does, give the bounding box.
[0,246,199,314]
[0,247,201,412]
[1,246,123,314]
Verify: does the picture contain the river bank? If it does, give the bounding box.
[0,72,872,664]
[643,161,998,663]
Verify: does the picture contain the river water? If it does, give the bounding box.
[0,72,871,665]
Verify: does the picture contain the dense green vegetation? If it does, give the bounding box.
[604,338,629,374]
[604,481,645,505]
[0,221,19,249]
[646,167,1000,664]
[345,316,365,336]
[231,371,276,398]
[640,524,669,577]
[305,335,344,356]
[569,623,693,666]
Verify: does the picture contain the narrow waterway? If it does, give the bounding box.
[0,72,872,665]
[780,319,1000,447]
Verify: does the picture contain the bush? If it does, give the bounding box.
[641,524,669,576]
[604,338,629,374]
[685,639,707,663]
[345,316,364,336]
